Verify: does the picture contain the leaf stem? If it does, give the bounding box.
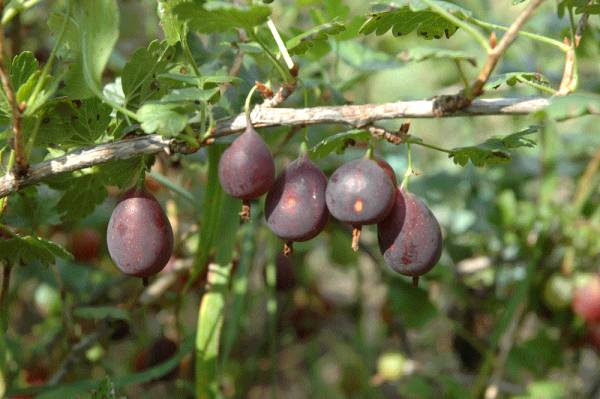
[407,137,452,154]
[454,59,469,88]
[515,75,557,94]
[250,30,291,82]
[469,18,570,52]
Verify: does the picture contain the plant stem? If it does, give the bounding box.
[244,84,259,125]
[454,59,469,88]
[250,30,291,82]
[422,0,490,51]
[470,18,570,52]
[400,143,413,190]
[266,18,294,70]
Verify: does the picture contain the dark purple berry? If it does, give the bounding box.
[374,158,397,186]
[325,159,395,250]
[218,117,275,220]
[107,187,174,278]
[265,155,328,252]
[377,190,442,280]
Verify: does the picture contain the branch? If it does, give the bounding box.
[0,97,550,198]
[0,5,27,175]
[468,0,546,98]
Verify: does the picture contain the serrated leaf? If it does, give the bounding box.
[74,306,130,321]
[98,157,144,188]
[309,129,372,159]
[9,51,39,90]
[539,92,600,121]
[449,126,539,167]
[485,72,550,90]
[37,98,112,147]
[287,20,346,55]
[137,102,189,136]
[54,174,108,221]
[4,187,61,228]
[399,46,476,65]
[122,41,175,108]
[174,2,271,33]
[157,0,190,44]
[0,234,72,266]
[360,0,471,40]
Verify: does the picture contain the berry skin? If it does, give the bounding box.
[377,190,442,278]
[326,159,395,225]
[265,155,329,246]
[106,187,173,278]
[218,121,275,201]
[374,158,398,186]
[572,275,600,322]
[69,228,102,263]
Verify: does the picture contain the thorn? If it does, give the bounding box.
[489,32,497,49]
[255,81,274,99]
[399,121,411,135]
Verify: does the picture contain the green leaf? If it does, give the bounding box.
[9,51,39,91]
[287,20,346,55]
[157,0,190,44]
[161,87,219,103]
[399,46,476,65]
[98,157,144,188]
[388,278,437,328]
[360,0,471,40]
[91,378,117,399]
[137,102,189,136]
[336,41,401,71]
[309,129,372,159]
[3,187,61,229]
[0,234,72,266]
[54,173,108,221]
[73,306,130,321]
[174,2,271,33]
[121,41,175,107]
[37,98,112,147]
[54,1,119,98]
[448,126,539,167]
[539,92,600,121]
[485,72,550,90]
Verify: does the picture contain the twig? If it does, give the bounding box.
[0,97,550,199]
[468,0,546,99]
[0,5,27,175]
[557,4,591,96]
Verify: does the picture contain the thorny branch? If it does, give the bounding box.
[0,96,550,199]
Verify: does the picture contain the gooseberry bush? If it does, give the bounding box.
[1,1,600,398]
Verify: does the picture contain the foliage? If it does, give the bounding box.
[0,1,599,398]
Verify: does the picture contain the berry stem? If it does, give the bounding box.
[244,85,259,127]
[400,142,413,191]
[283,241,293,256]
[142,277,149,287]
[239,200,251,223]
[351,226,362,252]
[412,276,420,288]
[299,141,308,157]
